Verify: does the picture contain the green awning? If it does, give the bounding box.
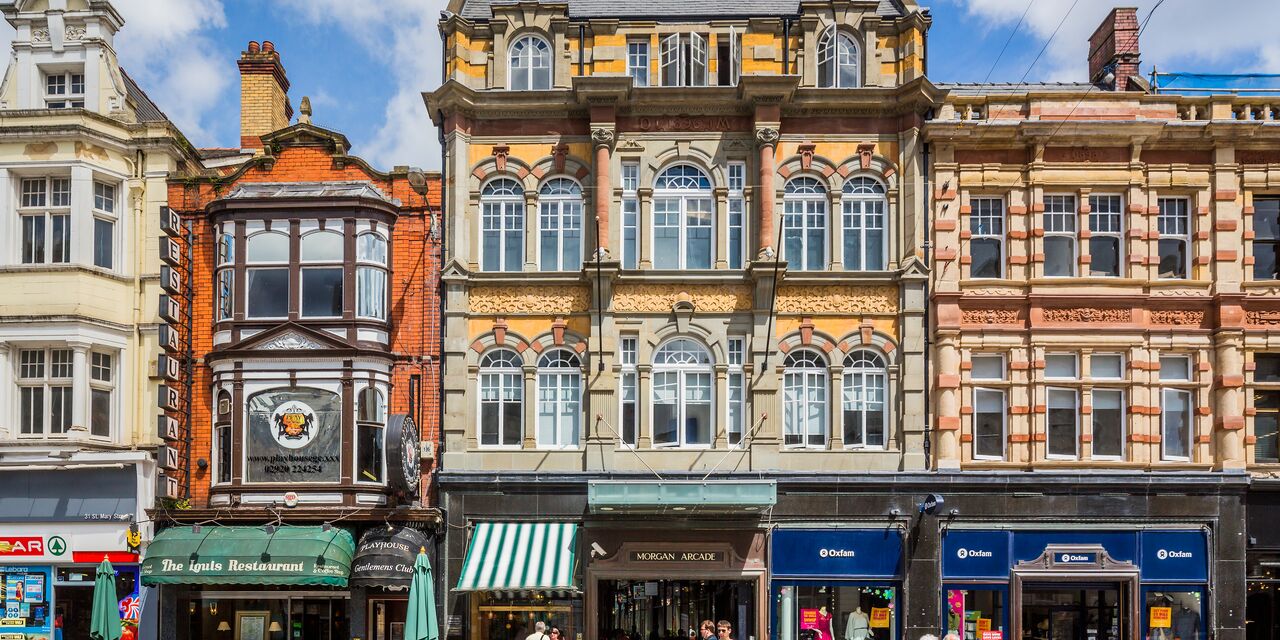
[588,480,776,513]
[140,526,355,587]
[455,523,577,592]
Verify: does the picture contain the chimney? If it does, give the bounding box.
[238,40,293,151]
[1088,7,1140,91]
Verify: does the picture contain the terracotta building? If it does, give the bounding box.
[144,41,443,640]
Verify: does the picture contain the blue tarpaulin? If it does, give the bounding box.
[1153,72,1280,96]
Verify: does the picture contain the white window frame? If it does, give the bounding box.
[783,349,828,449]
[727,162,746,269]
[1042,194,1078,277]
[88,351,114,439]
[16,347,74,438]
[244,229,290,320]
[356,231,389,320]
[1087,194,1124,278]
[627,40,650,87]
[783,177,828,271]
[619,338,638,448]
[621,163,640,269]
[91,181,117,271]
[480,178,525,272]
[1159,354,1194,461]
[538,178,584,272]
[536,349,581,449]
[1045,387,1079,460]
[354,386,388,485]
[659,33,708,87]
[727,337,747,448]
[841,176,887,271]
[972,387,1006,461]
[509,34,552,91]
[18,176,72,265]
[299,228,345,319]
[651,165,714,270]
[969,197,1005,279]
[816,25,860,88]
[651,339,715,449]
[1044,353,1078,380]
[44,69,85,108]
[842,350,887,449]
[1090,388,1126,461]
[1089,353,1126,380]
[479,349,524,449]
[1157,197,1191,280]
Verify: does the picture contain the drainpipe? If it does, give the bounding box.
[781,18,791,75]
[578,24,586,77]
[921,138,932,470]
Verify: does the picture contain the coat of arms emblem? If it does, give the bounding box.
[271,400,317,449]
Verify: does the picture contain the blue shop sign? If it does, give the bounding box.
[771,528,902,579]
[942,530,1010,579]
[1140,530,1208,582]
[1053,551,1098,565]
[1012,531,1138,564]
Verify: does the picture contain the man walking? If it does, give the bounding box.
[526,621,550,640]
[699,621,715,640]
[716,621,734,640]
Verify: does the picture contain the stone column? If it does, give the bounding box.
[524,190,539,272]
[934,331,961,469]
[1214,330,1246,469]
[69,341,90,432]
[714,187,729,269]
[591,127,614,258]
[638,188,654,268]
[756,126,779,258]
[0,343,9,438]
[522,366,538,448]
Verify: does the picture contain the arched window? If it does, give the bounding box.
[356,232,389,320]
[652,339,713,447]
[537,349,581,448]
[300,230,344,318]
[245,230,289,318]
[783,349,828,448]
[783,177,827,271]
[842,351,886,448]
[817,26,859,88]
[842,177,887,270]
[539,178,583,271]
[510,34,551,90]
[653,165,714,269]
[481,178,525,272]
[356,386,386,484]
[480,349,524,447]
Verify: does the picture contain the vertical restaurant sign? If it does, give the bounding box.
[246,388,342,483]
[155,206,184,500]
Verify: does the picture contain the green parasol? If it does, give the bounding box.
[404,547,439,640]
[90,558,122,640]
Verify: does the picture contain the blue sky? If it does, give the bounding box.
[13,1,1279,169]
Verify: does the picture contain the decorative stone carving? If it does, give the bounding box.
[470,286,590,314]
[31,28,49,42]
[961,309,1020,325]
[1150,309,1206,325]
[775,286,897,314]
[1247,310,1280,326]
[613,284,752,313]
[755,127,780,145]
[962,286,1025,297]
[1042,307,1130,323]
[616,138,644,152]
[259,331,327,350]
[1150,288,1207,298]
[591,127,615,146]
[64,26,86,40]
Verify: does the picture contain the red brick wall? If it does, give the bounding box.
[166,145,442,507]
[1087,7,1140,90]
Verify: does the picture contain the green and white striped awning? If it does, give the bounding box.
[456,522,578,592]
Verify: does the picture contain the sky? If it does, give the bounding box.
[9,0,1280,170]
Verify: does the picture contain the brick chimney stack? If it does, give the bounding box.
[1088,7,1140,91]
[238,40,293,151]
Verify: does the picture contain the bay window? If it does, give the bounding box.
[783,349,828,448]
[17,348,71,436]
[216,226,234,320]
[300,230,344,318]
[19,177,71,265]
[356,387,386,484]
[89,352,112,438]
[92,182,116,270]
[651,339,713,448]
[245,230,289,319]
[356,232,388,319]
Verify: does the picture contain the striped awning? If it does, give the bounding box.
[456,522,578,592]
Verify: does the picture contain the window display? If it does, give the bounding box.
[776,584,896,640]
[598,579,752,640]
[0,566,50,631]
[476,592,581,640]
[945,589,1004,640]
[1144,590,1201,640]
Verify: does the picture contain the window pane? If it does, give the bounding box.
[247,232,289,262]
[1047,389,1078,457]
[301,231,344,261]
[50,350,73,378]
[93,218,113,269]
[301,267,344,317]
[1254,241,1279,280]
[970,238,1002,278]
[51,214,70,263]
[1043,236,1075,277]
[1258,199,1280,240]
[50,386,72,434]
[1045,354,1077,379]
[20,387,43,435]
[246,268,289,318]
[946,589,1005,639]
[1256,391,1280,464]
[1090,354,1124,379]
[216,424,232,483]
[1158,239,1187,278]
[652,199,680,269]
[91,353,112,382]
[217,269,234,320]
[356,233,387,264]
[1088,236,1119,277]
[652,371,678,445]
[357,424,384,483]
[1163,389,1191,459]
[1092,389,1123,458]
[22,215,45,263]
[971,355,1004,380]
[974,389,1005,458]
[1160,356,1191,381]
[357,267,386,319]
[1258,355,1280,383]
[91,389,111,438]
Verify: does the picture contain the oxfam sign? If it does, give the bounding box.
[818,548,856,559]
[955,547,993,560]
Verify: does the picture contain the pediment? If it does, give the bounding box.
[230,323,351,352]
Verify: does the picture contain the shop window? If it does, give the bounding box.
[601,580,751,640]
[969,198,1004,279]
[1042,195,1077,277]
[537,349,581,449]
[775,583,895,640]
[659,33,708,87]
[945,588,1006,640]
[1023,587,1125,640]
[627,40,650,87]
[357,386,386,484]
[653,165,714,269]
[480,349,524,447]
[1255,390,1280,464]
[783,177,828,271]
[652,339,714,447]
[55,566,138,640]
[619,338,638,446]
[538,178,583,272]
[476,591,581,640]
[0,567,49,631]
[19,177,71,265]
[1157,198,1190,279]
[1144,589,1203,640]
[1254,198,1280,280]
[842,177,886,271]
[783,349,829,448]
[842,351,886,448]
[510,34,552,90]
[481,178,526,272]
[1088,195,1123,277]
[816,26,859,88]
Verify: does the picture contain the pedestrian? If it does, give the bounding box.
[716,621,734,640]
[700,621,715,640]
[526,621,550,640]
[550,625,565,640]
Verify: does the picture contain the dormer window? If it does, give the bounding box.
[660,34,708,87]
[817,26,860,88]
[509,35,551,90]
[45,71,85,108]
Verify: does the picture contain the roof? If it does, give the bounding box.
[458,0,905,20]
[226,181,398,205]
[1153,72,1280,97]
[121,68,170,123]
[939,82,1098,96]
[198,148,249,160]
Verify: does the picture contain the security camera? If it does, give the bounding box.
[590,542,607,558]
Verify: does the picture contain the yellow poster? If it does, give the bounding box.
[869,608,890,629]
[976,619,991,633]
[1149,606,1172,628]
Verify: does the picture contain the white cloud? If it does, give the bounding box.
[279,0,444,169]
[111,0,231,144]
[948,0,1280,82]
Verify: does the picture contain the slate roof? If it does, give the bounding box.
[121,68,170,123]
[226,181,398,205]
[459,0,905,20]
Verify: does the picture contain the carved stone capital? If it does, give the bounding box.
[591,127,615,147]
[755,127,780,146]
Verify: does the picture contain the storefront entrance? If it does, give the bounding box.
[1020,583,1128,640]
[598,579,754,640]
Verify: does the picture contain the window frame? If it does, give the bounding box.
[354,386,387,485]
[1090,387,1126,461]
[619,338,638,448]
[1045,386,1080,460]
[479,349,525,449]
[44,69,85,108]
[973,387,1007,461]
[1087,194,1124,278]
[18,176,72,265]
[88,351,114,439]
[1042,194,1078,277]
[1157,197,1191,280]
[627,40,650,87]
[621,163,640,269]
[509,34,552,91]
[355,231,389,320]
[16,347,74,438]
[92,181,118,270]
[216,224,235,321]
[841,176,887,271]
[816,25,860,89]
[244,230,291,320]
[537,178,584,272]
[727,337,747,448]
[782,177,828,271]
[841,350,887,449]
[969,197,1005,279]
[480,178,526,272]
[1159,355,1195,461]
[782,349,829,449]
[1253,197,1280,281]
[536,349,582,450]
[299,229,346,319]
[650,339,715,449]
[651,164,714,270]
[659,33,708,88]
[727,162,747,269]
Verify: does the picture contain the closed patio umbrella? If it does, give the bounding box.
[404,547,439,640]
[90,558,122,640]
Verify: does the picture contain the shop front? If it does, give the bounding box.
[1247,486,1280,640]
[940,529,1209,640]
[584,527,767,640]
[351,526,433,640]
[770,528,904,640]
[142,525,355,640]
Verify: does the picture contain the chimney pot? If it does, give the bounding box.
[262,40,275,53]
[247,40,260,54]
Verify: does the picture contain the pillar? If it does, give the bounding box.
[935,331,961,468]
[756,126,779,258]
[70,341,90,431]
[591,127,614,258]
[1214,331,1246,469]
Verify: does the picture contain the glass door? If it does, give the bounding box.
[370,598,408,640]
[1022,583,1129,640]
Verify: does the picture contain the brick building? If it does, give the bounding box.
[143,40,442,640]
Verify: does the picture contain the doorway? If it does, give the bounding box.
[370,598,408,640]
[597,579,755,640]
[1020,583,1129,640]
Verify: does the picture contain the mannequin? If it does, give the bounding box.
[1170,602,1200,640]
[844,607,869,640]
[814,606,833,640]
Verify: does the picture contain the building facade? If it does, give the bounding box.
[143,41,444,640]
[0,1,200,638]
